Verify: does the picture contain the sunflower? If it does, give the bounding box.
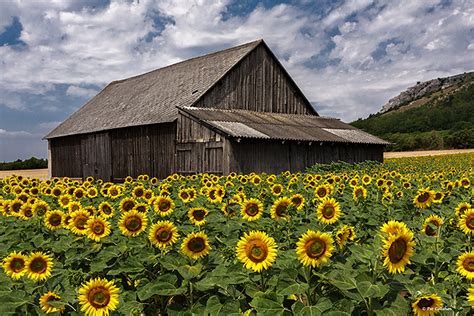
[380,220,410,236]
[39,291,64,314]
[456,251,474,280]
[362,175,372,185]
[19,203,34,220]
[26,252,53,282]
[207,187,222,203]
[148,221,178,250]
[153,196,174,217]
[382,230,415,274]
[240,198,264,221]
[352,186,367,201]
[68,201,82,213]
[468,284,474,308]
[296,230,334,267]
[432,192,444,204]
[120,197,135,213]
[118,210,148,237]
[181,232,211,260]
[316,197,342,225]
[44,210,64,230]
[413,188,434,209]
[32,200,49,216]
[455,202,471,217]
[335,225,356,249]
[314,185,331,200]
[107,185,121,199]
[132,186,145,199]
[411,294,442,316]
[236,231,277,272]
[98,201,114,219]
[2,251,28,279]
[270,197,292,221]
[421,215,443,237]
[78,278,120,316]
[458,209,474,235]
[460,177,471,188]
[73,187,86,199]
[290,194,305,211]
[69,210,91,235]
[188,207,208,226]
[9,198,23,215]
[87,217,111,242]
[271,184,284,196]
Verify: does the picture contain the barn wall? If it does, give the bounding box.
[110,123,176,180]
[50,136,83,178]
[193,44,315,115]
[50,122,176,180]
[228,140,384,174]
[176,113,224,174]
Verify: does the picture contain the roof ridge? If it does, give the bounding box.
[110,39,263,85]
[179,106,339,120]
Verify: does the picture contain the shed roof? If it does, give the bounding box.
[45,40,264,139]
[179,107,390,145]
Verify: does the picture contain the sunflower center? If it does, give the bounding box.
[434,193,442,200]
[156,228,172,242]
[49,214,62,226]
[417,298,434,308]
[247,241,268,263]
[192,209,206,221]
[292,197,302,206]
[388,238,407,264]
[306,239,326,258]
[23,208,33,217]
[355,189,363,197]
[463,258,474,272]
[417,192,430,203]
[102,205,112,214]
[188,237,206,253]
[273,186,282,194]
[135,189,144,197]
[92,222,105,235]
[180,192,189,199]
[209,190,217,200]
[159,201,171,211]
[123,201,135,211]
[10,258,25,272]
[75,216,88,230]
[30,258,47,273]
[424,223,437,236]
[88,287,111,308]
[322,205,335,219]
[467,217,474,229]
[125,216,142,232]
[275,203,288,217]
[317,188,326,197]
[36,207,46,216]
[245,203,259,216]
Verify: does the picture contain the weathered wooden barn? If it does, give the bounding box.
[45,39,389,180]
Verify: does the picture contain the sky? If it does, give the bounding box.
[0,0,473,161]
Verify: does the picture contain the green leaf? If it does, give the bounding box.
[137,281,186,300]
[205,296,223,316]
[276,278,309,295]
[177,263,203,280]
[249,292,286,316]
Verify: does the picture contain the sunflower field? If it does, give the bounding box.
[0,153,473,316]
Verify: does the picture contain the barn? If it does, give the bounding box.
[44,39,389,180]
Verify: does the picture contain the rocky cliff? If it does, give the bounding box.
[379,71,474,114]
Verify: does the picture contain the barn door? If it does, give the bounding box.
[203,142,223,174]
[176,143,195,174]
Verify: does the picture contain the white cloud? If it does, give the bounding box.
[0,0,472,124]
[0,128,35,138]
[66,85,98,98]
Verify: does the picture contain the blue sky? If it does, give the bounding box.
[0,0,473,161]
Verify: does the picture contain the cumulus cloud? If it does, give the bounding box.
[66,85,98,98]
[0,0,472,158]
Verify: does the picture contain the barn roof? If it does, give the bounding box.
[45,40,265,139]
[179,107,390,145]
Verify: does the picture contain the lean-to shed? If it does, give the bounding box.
[45,39,389,180]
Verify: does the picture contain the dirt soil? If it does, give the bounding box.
[0,149,472,180]
[384,148,474,159]
[0,168,49,180]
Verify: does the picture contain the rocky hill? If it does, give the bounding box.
[352,72,474,151]
[379,71,474,114]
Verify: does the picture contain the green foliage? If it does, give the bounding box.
[352,84,474,150]
[0,157,48,170]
